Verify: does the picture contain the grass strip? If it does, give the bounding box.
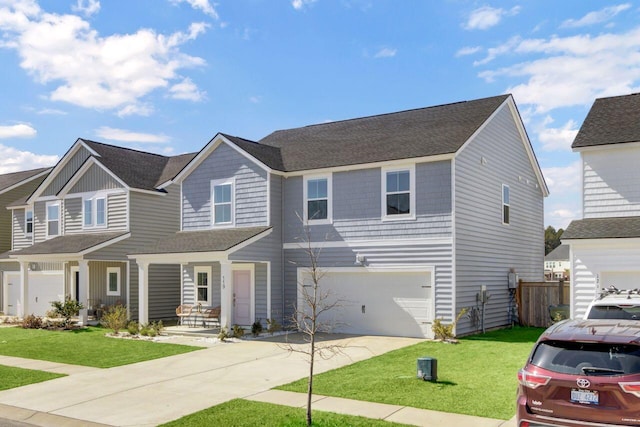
[0,364,65,391]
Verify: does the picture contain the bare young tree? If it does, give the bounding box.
[284,219,346,427]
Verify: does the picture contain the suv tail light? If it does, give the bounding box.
[518,369,551,389]
[620,382,640,397]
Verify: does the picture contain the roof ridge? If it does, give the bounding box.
[81,138,171,159]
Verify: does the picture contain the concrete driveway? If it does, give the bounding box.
[0,334,420,427]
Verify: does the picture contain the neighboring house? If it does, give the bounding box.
[563,93,640,318]
[0,168,51,315]
[544,244,570,280]
[1,139,194,323]
[131,94,548,337]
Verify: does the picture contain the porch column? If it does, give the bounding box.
[138,261,149,324]
[220,260,232,329]
[78,260,89,326]
[19,261,29,318]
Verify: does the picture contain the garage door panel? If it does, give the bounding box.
[3,272,64,316]
[301,270,433,338]
[600,272,640,291]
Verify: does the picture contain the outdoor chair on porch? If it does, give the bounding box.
[176,304,193,327]
[201,306,221,328]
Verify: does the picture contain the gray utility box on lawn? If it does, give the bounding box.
[417,357,437,381]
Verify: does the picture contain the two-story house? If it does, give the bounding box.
[563,93,640,318]
[131,94,547,337]
[544,244,570,280]
[0,167,51,315]
[3,139,194,323]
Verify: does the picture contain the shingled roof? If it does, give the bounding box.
[258,95,510,171]
[545,244,570,261]
[573,93,640,149]
[9,232,129,256]
[563,217,640,240]
[0,167,51,194]
[81,139,196,192]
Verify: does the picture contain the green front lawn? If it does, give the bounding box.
[161,399,411,427]
[0,364,65,391]
[0,326,202,368]
[278,327,544,420]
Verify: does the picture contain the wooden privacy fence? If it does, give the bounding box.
[517,280,569,328]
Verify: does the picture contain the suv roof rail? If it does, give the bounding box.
[598,285,640,300]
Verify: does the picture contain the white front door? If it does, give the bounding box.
[233,268,253,325]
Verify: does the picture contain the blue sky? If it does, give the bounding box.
[1,1,639,230]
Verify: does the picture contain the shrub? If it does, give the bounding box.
[251,319,264,337]
[267,318,281,335]
[127,321,139,336]
[100,304,128,334]
[151,320,164,335]
[232,324,245,338]
[21,314,43,329]
[50,296,84,329]
[432,308,467,342]
[218,327,231,342]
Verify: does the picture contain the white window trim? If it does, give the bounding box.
[303,174,332,225]
[46,200,61,239]
[502,184,510,225]
[381,165,416,222]
[25,209,34,237]
[82,193,107,229]
[211,178,235,228]
[106,267,121,296]
[194,266,212,305]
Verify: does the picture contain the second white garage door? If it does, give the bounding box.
[600,272,640,291]
[3,272,64,316]
[299,269,433,338]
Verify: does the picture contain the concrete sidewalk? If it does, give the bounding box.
[0,334,516,426]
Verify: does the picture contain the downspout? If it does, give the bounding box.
[281,176,286,325]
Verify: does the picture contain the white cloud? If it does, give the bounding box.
[561,3,631,28]
[170,0,218,19]
[0,144,58,173]
[537,116,579,152]
[374,47,396,58]
[95,126,170,143]
[169,77,206,101]
[542,160,581,198]
[0,123,37,138]
[72,0,100,17]
[477,27,640,113]
[0,1,208,115]
[37,108,67,115]
[117,104,154,118]
[249,96,261,104]
[292,0,317,10]
[463,6,520,31]
[455,46,481,57]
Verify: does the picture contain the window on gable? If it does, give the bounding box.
[383,166,415,220]
[83,196,106,228]
[195,266,211,304]
[502,184,510,225]
[106,267,120,296]
[46,201,60,237]
[212,180,234,226]
[25,210,33,235]
[304,175,331,223]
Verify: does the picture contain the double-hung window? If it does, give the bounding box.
[304,175,332,223]
[502,184,510,225]
[46,201,60,238]
[25,209,33,236]
[195,266,211,305]
[83,195,106,228]
[106,267,120,296]
[382,166,415,220]
[212,179,234,227]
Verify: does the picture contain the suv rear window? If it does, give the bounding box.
[588,305,640,320]
[531,340,640,376]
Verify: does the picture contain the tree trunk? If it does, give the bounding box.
[307,335,315,426]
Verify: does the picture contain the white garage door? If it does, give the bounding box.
[3,272,64,316]
[600,272,640,291]
[300,269,433,338]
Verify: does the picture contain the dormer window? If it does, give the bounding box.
[83,195,106,228]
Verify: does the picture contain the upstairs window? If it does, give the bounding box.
[46,201,60,237]
[84,196,106,228]
[106,267,121,296]
[304,175,332,223]
[212,179,234,226]
[25,210,33,235]
[502,184,510,225]
[382,166,415,220]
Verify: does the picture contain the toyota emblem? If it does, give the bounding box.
[577,378,591,388]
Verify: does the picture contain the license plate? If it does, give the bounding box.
[571,389,599,405]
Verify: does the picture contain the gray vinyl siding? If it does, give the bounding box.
[63,192,128,234]
[108,193,128,231]
[282,242,453,326]
[1,176,44,252]
[182,263,222,308]
[33,200,63,244]
[182,143,269,230]
[69,164,124,193]
[11,208,33,250]
[148,264,181,321]
[283,161,452,243]
[64,197,82,234]
[454,103,544,335]
[42,146,91,196]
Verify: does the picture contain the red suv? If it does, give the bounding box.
[517,319,640,426]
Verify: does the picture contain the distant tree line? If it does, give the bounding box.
[545,226,563,255]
